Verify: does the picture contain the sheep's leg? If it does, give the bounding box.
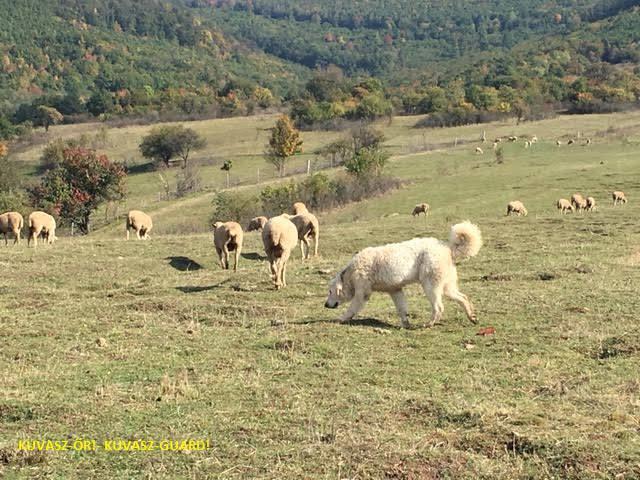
[215,247,225,269]
[389,290,409,328]
[126,227,130,240]
[340,291,368,323]
[281,250,291,287]
[3,233,7,246]
[222,245,230,270]
[422,281,444,327]
[14,230,20,245]
[313,232,318,256]
[302,237,310,260]
[445,285,477,324]
[136,229,141,240]
[234,247,240,272]
[299,239,306,260]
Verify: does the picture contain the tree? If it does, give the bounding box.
[86,90,114,117]
[221,159,233,188]
[265,115,303,177]
[36,106,63,132]
[29,147,126,234]
[139,125,205,168]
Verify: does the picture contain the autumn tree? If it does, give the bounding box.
[29,147,126,234]
[36,106,63,132]
[265,115,303,177]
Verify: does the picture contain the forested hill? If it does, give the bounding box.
[1,0,639,132]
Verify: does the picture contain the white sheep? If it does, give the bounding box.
[492,141,499,150]
[524,141,531,148]
[567,139,575,145]
[262,215,298,289]
[508,136,518,142]
[531,135,538,143]
[126,210,153,240]
[556,198,574,214]
[570,193,587,212]
[412,203,430,217]
[506,201,528,216]
[282,212,320,259]
[475,147,483,154]
[612,191,627,206]
[0,211,24,245]
[586,196,596,211]
[292,202,308,215]
[247,216,268,232]
[212,221,244,271]
[28,211,57,247]
[556,140,563,146]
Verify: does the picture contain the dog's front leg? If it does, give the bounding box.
[339,292,368,323]
[389,290,410,328]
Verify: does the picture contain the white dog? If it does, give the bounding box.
[324,222,482,328]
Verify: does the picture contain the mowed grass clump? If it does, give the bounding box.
[1,113,640,478]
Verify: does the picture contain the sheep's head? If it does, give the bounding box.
[325,268,352,308]
[212,221,223,230]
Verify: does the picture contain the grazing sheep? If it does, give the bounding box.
[612,191,627,206]
[292,202,308,215]
[494,138,502,144]
[492,141,499,150]
[586,196,597,211]
[262,215,299,289]
[585,138,592,145]
[475,147,483,155]
[412,203,430,217]
[524,141,531,148]
[324,221,483,328]
[282,212,320,259]
[508,136,518,142]
[126,210,153,240]
[506,201,528,216]
[212,221,243,271]
[531,135,538,143]
[28,211,57,247]
[556,140,563,146]
[567,139,575,145]
[0,211,24,245]
[556,198,574,214]
[570,193,587,212]
[247,216,268,232]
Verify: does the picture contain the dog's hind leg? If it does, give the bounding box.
[422,281,444,327]
[445,285,477,324]
[389,290,410,328]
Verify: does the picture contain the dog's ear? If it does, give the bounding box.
[336,268,347,296]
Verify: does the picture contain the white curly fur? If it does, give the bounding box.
[325,222,482,328]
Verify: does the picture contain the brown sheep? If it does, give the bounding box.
[0,211,24,245]
[292,202,308,215]
[212,221,243,271]
[556,199,574,214]
[412,203,430,217]
[262,215,298,290]
[28,211,57,247]
[586,196,596,211]
[612,191,627,206]
[247,216,268,232]
[126,210,153,240]
[506,201,528,216]
[282,212,320,259]
[570,193,587,212]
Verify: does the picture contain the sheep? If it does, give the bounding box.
[556,199,574,214]
[492,141,499,150]
[28,211,57,247]
[524,141,531,148]
[506,201,528,216]
[292,202,308,215]
[282,212,320,259]
[612,191,627,206]
[0,211,24,245]
[412,203,430,217]
[585,138,592,145]
[262,215,298,289]
[567,139,575,145]
[508,136,518,142]
[586,196,596,211]
[126,210,153,240]
[247,216,268,232]
[212,221,243,271]
[556,140,563,146]
[475,147,483,155]
[570,193,587,212]
[531,135,538,143]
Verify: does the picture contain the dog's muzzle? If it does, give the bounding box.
[324,301,338,309]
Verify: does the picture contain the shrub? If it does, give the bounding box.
[211,191,260,226]
[176,163,202,198]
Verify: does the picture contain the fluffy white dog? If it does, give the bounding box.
[324,222,482,328]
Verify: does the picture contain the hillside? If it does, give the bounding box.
[1,0,640,132]
[1,112,640,477]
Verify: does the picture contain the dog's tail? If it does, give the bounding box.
[449,221,482,261]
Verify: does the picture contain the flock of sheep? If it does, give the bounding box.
[506,190,627,217]
[0,210,56,246]
[475,133,592,155]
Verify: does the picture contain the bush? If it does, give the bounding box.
[176,163,202,198]
[415,109,512,129]
[211,191,261,226]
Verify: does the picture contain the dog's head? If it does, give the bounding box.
[325,267,352,308]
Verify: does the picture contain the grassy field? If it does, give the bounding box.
[1,112,640,478]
